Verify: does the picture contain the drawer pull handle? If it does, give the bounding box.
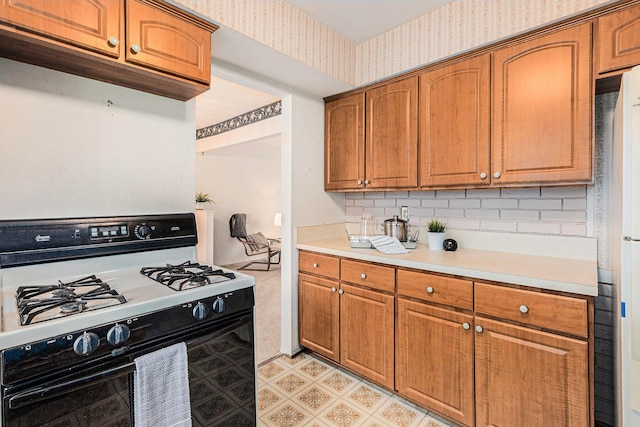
[364,179,370,185]
[479,172,487,179]
[331,287,337,292]
[131,43,141,54]
[426,286,434,294]
[520,305,529,314]
[462,322,470,330]
[361,273,366,279]
[313,263,318,268]
[493,171,501,179]
[108,36,120,47]
[357,180,363,185]
[338,289,344,295]
[475,325,483,333]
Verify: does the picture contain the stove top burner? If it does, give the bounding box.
[16,275,127,326]
[140,261,236,291]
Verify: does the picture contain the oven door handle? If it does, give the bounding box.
[8,361,136,410]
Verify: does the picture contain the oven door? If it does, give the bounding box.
[2,312,256,427]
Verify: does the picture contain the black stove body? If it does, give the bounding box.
[0,213,257,426]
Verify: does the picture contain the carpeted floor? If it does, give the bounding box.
[225,263,282,365]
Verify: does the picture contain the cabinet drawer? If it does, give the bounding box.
[474,282,588,338]
[397,269,473,311]
[299,251,340,279]
[341,259,395,293]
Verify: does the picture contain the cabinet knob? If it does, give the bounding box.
[360,273,367,279]
[493,171,501,179]
[426,286,434,294]
[338,289,344,295]
[519,304,529,314]
[131,43,141,54]
[108,36,120,47]
[357,180,363,185]
[462,322,470,330]
[475,325,483,333]
[479,172,487,179]
[331,287,337,292]
[364,180,370,185]
[313,263,318,268]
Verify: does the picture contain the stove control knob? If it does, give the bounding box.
[107,324,131,346]
[193,302,209,320]
[136,225,152,239]
[73,332,100,356]
[212,297,226,314]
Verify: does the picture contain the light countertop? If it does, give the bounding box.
[297,235,598,296]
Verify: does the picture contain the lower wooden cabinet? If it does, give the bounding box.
[298,274,339,361]
[340,283,395,389]
[475,317,590,427]
[396,298,475,426]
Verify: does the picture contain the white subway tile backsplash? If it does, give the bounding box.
[541,185,587,198]
[466,209,500,219]
[481,198,519,209]
[345,184,590,239]
[541,210,587,222]
[519,199,563,210]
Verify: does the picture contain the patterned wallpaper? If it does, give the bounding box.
[175,0,612,86]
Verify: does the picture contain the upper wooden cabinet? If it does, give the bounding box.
[365,77,418,190]
[597,3,640,75]
[0,0,217,100]
[419,54,491,188]
[325,93,365,191]
[491,23,592,186]
[126,0,211,84]
[0,0,122,58]
[325,77,418,191]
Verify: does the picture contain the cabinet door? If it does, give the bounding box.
[324,93,365,191]
[597,3,640,74]
[0,0,121,57]
[366,77,418,189]
[397,299,475,427]
[340,283,394,389]
[475,317,589,427]
[420,54,491,188]
[126,0,211,84]
[298,274,340,361]
[492,23,592,185]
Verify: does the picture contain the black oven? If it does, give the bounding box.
[1,283,256,427]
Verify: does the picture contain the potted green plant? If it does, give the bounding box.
[195,192,214,209]
[426,219,447,251]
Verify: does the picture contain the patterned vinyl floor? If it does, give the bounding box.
[257,352,457,427]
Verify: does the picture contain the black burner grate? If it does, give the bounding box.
[140,261,236,291]
[16,275,127,326]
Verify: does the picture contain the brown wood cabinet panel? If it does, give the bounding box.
[397,269,473,311]
[0,0,121,57]
[126,0,211,84]
[475,317,589,427]
[299,251,340,279]
[474,282,588,338]
[597,3,640,74]
[298,274,340,361]
[324,93,365,191]
[340,283,395,389]
[365,77,418,189]
[397,298,474,426]
[341,259,395,293]
[419,54,491,188]
[491,23,592,185]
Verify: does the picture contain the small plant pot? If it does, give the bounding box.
[196,202,206,210]
[427,232,446,251]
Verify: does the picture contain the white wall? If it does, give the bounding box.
[196,134,282,266]
[0,59,196,219]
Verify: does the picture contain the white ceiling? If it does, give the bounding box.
[196,1,454,130]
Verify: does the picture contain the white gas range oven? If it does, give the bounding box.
[0,213,256,426]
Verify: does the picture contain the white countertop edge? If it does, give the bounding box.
[296,242,597,297]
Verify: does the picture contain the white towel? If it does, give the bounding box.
[134,342,192,427]
[368,235,409,254]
